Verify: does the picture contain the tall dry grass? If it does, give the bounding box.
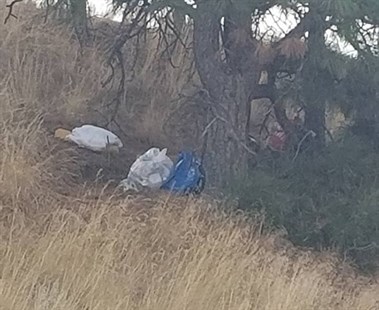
[0,198,378,310]
[0,3,107,123]
[0,1,102,207]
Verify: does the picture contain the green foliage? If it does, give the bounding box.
[335,57,379,119]
[229,135,379,269]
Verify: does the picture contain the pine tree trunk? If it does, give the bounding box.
[201,83,253,185]
[192,3,260,185]
[70,0,88,42]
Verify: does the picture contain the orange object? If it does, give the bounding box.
[54,128,71,140]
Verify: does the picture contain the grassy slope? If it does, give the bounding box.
[0,2,379,309]
[1,198,378,310]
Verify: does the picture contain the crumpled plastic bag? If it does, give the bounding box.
[119,147,173,192]
[161,151,205,195]
[55,125,123,153]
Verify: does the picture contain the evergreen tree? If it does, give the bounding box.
[55,0,379,183]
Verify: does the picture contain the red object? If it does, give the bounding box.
[267,130,287,152]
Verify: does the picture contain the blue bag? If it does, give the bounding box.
[161,151,205,195]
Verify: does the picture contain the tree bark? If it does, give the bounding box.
[193,2,260,185]
[302,10,329,148]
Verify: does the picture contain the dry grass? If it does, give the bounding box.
[0,198,378,310]
[0,2,88,207]
[0,4,107,126]
[1,2,379,309]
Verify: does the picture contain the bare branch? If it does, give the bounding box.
[155,17,180,68]
[165,10,187,47]
[4,0,23,24]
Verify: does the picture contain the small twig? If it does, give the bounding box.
[4,0,23,24]
[199,111,214,165]
[106,136,111,168]
[155,17,179,68]
[201,117,218,138]
[292,130,316,162]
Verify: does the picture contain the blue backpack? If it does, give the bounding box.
[161,151,205,195]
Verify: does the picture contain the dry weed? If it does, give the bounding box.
[0,1,107,207]
[0,0,108,128]
[0,104,79,207]
[0,198,378,310]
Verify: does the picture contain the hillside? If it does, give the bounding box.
[1,2,379,309]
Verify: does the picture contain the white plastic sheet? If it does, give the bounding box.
[119,147,173,192]
[58,125,123,152]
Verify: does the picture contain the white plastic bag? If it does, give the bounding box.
[69,125,123,152]
[55,125,123,152]
[119,147,173,192]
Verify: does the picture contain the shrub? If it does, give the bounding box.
[229,134,379,269]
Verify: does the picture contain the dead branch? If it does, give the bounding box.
[102,5,152,89]
[101,2,191,124]
[165,9,187,47]
[106,49,126,126]
[4,0,23,24]
[155,17,179,68]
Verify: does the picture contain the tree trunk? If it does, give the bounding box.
[193,2,260,185]
[70,0,88,42]
[202,84,253,185]
[301,12,329,148]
